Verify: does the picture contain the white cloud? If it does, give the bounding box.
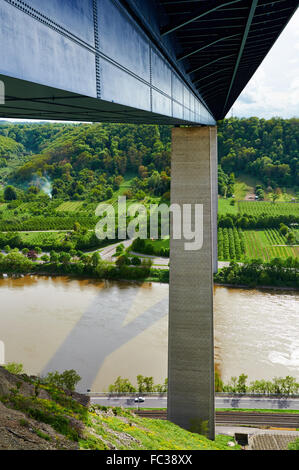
[230,8,299,119]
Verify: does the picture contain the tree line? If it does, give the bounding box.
[218,117,299,187]
[1,117,298,202]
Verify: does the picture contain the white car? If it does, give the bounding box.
[134,397,145,403]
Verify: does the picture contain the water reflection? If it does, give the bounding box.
[43,280,168,391]
[0,276,298,391]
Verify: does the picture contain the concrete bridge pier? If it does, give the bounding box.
[167,126,217,440]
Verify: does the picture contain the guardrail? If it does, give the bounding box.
[86,392,167,397]
[85,392,299,399]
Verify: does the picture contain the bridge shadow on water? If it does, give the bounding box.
[42,282,169,391]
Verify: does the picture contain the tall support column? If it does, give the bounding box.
[210,126,218,274]
[167,126,216,440]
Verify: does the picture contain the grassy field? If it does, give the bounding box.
[88,411,239,450]
[218,198,238,215]
[234,178,254,199]
[144,237,170,251]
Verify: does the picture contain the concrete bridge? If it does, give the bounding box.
[0,0,297,440]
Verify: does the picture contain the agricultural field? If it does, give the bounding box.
[243,229,299,261]
[238,201,299,216]
[0,216,97,232]
[218,227,246,261]
[217,228,299,262]
[18,231,67,248]
[56,201,84,212]
[131,227,298,262]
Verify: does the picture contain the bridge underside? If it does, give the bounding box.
[1,74,201,125]
[0,0,297,442]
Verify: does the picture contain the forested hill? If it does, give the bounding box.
[218,117,299,187]
[0,117,298,201]
[0,122,172,201]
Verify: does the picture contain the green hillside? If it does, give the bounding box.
[0,117,298,202]
[0,366,237,451]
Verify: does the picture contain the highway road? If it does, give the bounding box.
[90,395,299,411]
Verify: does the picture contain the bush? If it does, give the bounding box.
[288,439,299,450]
[4,362,24,375]
[131,256,142,266]
[4,186,17,201]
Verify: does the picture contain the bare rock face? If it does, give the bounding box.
[0,366,88,450]
[65,389,90,407]
[0,367,28,396]
[0,366,90,404]
[0,402,78,450]
[0,366,49,399]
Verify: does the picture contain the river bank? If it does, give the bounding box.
[1,248,298,288]
[1,270,298,291]
[1,268,299,291]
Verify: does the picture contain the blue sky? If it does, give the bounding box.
[231,8,299,119]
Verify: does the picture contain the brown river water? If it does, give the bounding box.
[0,275,298,392]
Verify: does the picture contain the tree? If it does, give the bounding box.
[131,256,142,266]
[286,231,296,245]
[136,375,155,393]
[279,224,288,236]
[105,187,113,199]
[44,369,81,392]
[60,369,81,392]
[270,193,279,203]
[116,255,127,267]
[236,373,248,394]
[4,185,17,201]
[108,376,136,393]
[73,222,81,232]
[50,251,59,263]
[91,252,101,267]
[59,252,71,265]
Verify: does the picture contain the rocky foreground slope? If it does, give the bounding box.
[0,366,237,451]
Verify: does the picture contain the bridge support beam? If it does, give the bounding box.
[210,126,218,275]
[168,126,216,440]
